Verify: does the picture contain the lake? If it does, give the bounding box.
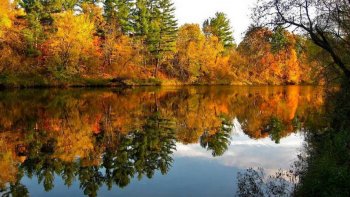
[0,86,325,196]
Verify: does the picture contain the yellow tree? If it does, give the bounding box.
[0,0,11,38]
[227,49,247,83]
[0,0,12,73]
[47,11,95,77]
[285,49,300,84]
[238,27,277,83]
[101,24,139,79]
[238,27,305,84]
[0,3,30,74]
[201,35,226,82]
[175,24,206,82]
[175,24,230,83]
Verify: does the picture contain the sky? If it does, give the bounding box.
[174,0,257,43]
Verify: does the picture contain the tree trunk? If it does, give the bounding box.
[154,58,159,77]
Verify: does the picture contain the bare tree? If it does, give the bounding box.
[252,0,350,79]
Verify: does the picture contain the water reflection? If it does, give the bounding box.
[234,85,349,197]
[0,86,325,196]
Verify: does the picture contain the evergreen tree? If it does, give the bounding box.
[133,0,152,67]
[147,0,178,76]
[104,0,117,22]
[132,0,177,76]
[134,0,150,36]
[19,0,78,24]
[22,13,45,57]
[103,0,134,34]
[203,12,235,49]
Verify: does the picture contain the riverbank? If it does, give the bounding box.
[0,74,318,89]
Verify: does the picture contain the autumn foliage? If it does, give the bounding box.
[0,0,324,87]
[238,27,322,84]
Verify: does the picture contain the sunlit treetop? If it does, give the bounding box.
[203,12,235,49]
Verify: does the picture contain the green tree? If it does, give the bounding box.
[147,0,178,76]
[18,0,78,24]
[270,27,289,53]
[133,0,177,76]
[133,0,150,37]
[203,12,235,49]
[103,0,134,34]
[132,0,152,67]
[22,13,45,57]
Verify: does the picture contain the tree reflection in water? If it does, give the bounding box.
[0,86,325,196]
[236,85,350,196]
[237,168,297,197]
[200,116,232,157]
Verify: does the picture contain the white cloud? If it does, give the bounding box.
[174,118,305,172]
[175,133,304,169]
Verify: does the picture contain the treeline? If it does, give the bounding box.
[0,0,324,87]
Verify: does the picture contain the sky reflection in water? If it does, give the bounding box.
[0,86,323,196]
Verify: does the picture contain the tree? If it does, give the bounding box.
[22,12,45,57]
[174,24,232,83]
[0,2,29,74]
[80,2,105,34]
[102,32,137,76]
[200,35,226,82]
[238,27,276,83]
[46,11,95,77]
[203,12,235,49]
[143,0,178,77]
[103,0,134,34]
[0,0,12,38]
[238,26,305,84]
[132,0,152,67]
[18,0,78,24]
[133,0,150,37]
[253,0,350,81]
[174,24,206,81]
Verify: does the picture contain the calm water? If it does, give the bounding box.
[0,86,325,196]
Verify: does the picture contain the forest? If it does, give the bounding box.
[0,0,331,87]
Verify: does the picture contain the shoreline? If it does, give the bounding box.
[0,81,323,90]
[0,74,323,90]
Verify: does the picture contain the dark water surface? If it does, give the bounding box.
[0,86,325,196]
